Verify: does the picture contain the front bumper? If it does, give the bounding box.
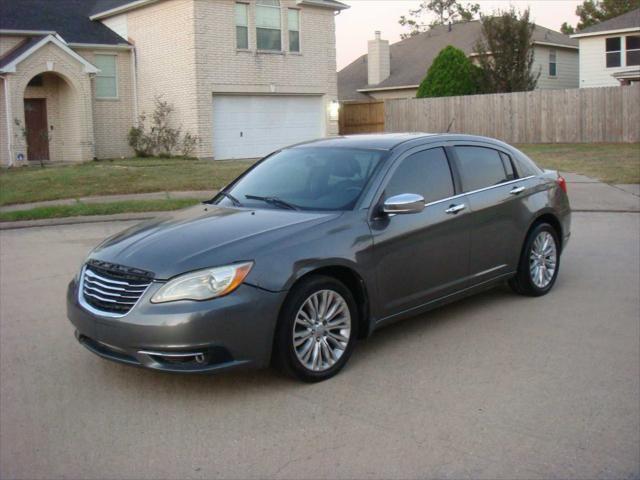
[67,278,287,373]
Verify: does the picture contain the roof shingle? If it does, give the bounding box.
[0,0,129,45]
[576,8,640,35]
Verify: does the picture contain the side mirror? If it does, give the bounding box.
[382,193,425,215]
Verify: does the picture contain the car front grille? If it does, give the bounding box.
[80,261,154,316]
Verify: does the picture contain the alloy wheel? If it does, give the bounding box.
[529,231,557,289]
[292,290,351,372]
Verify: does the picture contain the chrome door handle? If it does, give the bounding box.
[510,186,525,195]
[445,204,466,215]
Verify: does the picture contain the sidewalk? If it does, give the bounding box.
[561,173,640,212]
[0,190,216,213]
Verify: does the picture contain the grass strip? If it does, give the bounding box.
[0,199,201,222]
[518,143,640,184]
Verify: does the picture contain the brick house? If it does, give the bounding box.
[0,0,347,166]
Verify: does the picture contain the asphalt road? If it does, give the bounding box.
[1,212,638,479]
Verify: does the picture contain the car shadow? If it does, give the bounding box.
[89,283,522,397]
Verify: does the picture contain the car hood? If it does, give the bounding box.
[90,204,339,279]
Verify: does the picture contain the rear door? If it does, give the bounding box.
[370,146,472,319]
[450,144,536,281]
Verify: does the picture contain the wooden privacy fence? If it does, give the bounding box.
[385,85,640,143]
[339,101,385,135]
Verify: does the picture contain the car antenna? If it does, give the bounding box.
[446,118,455,133]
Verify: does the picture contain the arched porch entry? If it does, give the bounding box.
[3,35,97,165]
[22,71,82,163]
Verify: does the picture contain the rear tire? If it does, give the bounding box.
[272,275,358,382]
[509,223,560,297]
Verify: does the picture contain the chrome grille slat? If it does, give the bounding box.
[84,278,148,292]
[80,264,152,316]
[83,285,141,300]
[84,269,150,287]
[84,291,137,305]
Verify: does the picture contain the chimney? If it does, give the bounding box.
[367,31,390,85]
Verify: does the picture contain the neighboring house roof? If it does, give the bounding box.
[338,21,578,102]
[90,0,348,19]
[0,0,129,45]
[572,8,640,37]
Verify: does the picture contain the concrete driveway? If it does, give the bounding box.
[1,188,639,479]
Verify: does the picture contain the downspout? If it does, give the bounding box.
[2,75,13,167]
[131,45,139,122]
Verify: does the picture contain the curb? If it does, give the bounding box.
[0,212,158,230]
[0,190,215,213]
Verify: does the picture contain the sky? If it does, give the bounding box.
[335,0,583,70]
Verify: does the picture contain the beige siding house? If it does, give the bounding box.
[0,0,347,166]
[338,21,579,103]
[571,9,640,88]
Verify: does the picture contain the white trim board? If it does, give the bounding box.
[571,27,640,39]
[0,34,99,74]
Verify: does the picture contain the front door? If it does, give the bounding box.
[369,146,472,319]
[24,99,49,162]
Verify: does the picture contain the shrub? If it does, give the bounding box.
[128,97,201,158]
[416,45,480,98]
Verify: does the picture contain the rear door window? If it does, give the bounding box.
[500,152,517,180]
[384,147,454,204]
[454,146,509,192]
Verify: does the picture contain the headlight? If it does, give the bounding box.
[151,262,253,303]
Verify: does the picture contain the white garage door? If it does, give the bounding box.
[212,95,324,159]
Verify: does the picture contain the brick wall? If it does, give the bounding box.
[193,0,339,157]
[76,48,135,159]
[4,42,95,164]
[125,0,200,146]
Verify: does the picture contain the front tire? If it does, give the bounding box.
[509,223,560,297]
[273,275,358,382]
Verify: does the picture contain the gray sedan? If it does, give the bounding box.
[67,133,571,382]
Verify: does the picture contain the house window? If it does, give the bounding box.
[626,35,640,66]
[549,49,557,76]
[256,0,281,51]
[235,3,249,49]
[288,9,300,52]
[606,37,621,68]
[94,54,118,98]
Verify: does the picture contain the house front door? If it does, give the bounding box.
[24,99,49,162]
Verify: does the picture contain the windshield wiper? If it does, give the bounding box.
[217,191,243,207]
[245,195,300,211]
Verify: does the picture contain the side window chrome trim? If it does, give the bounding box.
[423,175,536,208]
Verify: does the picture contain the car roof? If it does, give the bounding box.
[291,133,512,151]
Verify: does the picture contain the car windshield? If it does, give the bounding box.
[217,147,386,211]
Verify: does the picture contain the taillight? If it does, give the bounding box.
[557,175,567,194]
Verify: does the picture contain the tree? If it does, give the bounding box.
[399,0,480,39]
[560,0,640,33]
[560,22,575,35]
[416,46,480,98]
[474,8,540,93]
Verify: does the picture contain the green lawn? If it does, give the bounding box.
[0,144,638,209]
[0,157,255,206]
[0,199,201,222]
[518,143,640,184]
